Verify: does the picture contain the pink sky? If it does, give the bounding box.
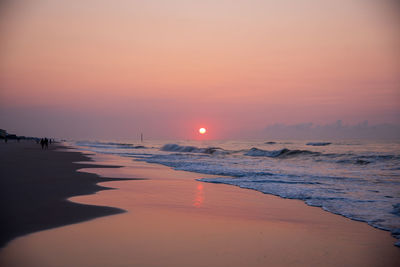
[0,0,399,139]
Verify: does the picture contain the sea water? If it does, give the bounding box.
[72,139,400,245]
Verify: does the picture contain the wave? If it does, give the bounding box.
[160,144,227,155]
[306,142,331,146]
[76,141,147,149]
[336,154,400,165]
[244,147,320,158]
[391,203,400,216]
[359,154,400,161]
[336,159,371,165]
[244,147,400,165]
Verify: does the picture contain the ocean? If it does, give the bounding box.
[72,139,400,246]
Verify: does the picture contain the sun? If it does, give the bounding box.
[199,128,206,134]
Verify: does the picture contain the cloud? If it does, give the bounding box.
[263,120,400,140]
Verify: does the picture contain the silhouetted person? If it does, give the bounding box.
[44,138,49,149]
[40,138,45,149]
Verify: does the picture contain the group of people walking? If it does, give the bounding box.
[40,138,51,149]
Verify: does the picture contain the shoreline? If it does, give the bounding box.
[75,152,400,266]
[200,179,400,244]
[0,141,137,248]
[1,143,399,266]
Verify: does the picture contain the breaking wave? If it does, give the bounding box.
[306,142,331,146]
[161,144,227,155]
[244,147,320,158]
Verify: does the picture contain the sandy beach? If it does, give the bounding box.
[0,141,136,248]
[0,142,399,266]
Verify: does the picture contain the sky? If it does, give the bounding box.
[0,0,399,140]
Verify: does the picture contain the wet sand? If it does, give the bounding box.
[0,141,136,248]
[0,143,399,266]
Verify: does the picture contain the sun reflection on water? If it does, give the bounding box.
[193,184,204,208]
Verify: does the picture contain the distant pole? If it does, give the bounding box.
[141,133,143,142]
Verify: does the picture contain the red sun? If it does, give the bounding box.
[199,128,206,134]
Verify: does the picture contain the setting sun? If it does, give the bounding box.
[199,128,206,134]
